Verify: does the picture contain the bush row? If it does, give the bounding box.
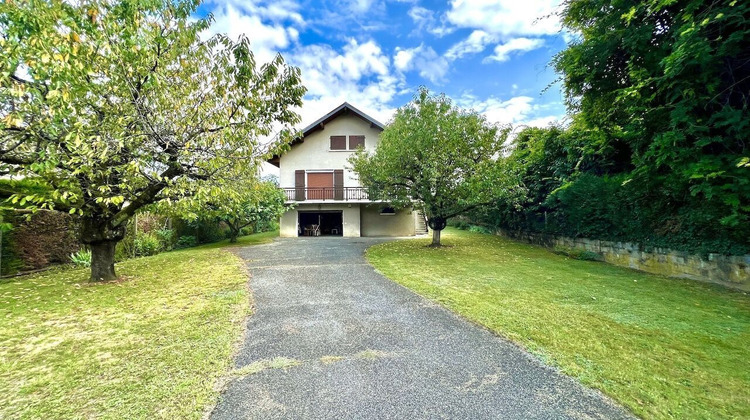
[469,127,750,257]
[2,210,278,274]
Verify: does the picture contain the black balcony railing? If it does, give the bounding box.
[282,187,369,201]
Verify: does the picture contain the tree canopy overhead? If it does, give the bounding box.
[0,0,306,280]
[350,88,513,246]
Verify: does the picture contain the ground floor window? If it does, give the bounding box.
[298,211,343,236]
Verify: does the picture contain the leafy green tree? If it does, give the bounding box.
[553,0,750,228]
[186,179,287,243]
[350,88,512,246]
[0,0,305,280]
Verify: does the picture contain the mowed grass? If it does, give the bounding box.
[198,229,279,250]
[367,228,750,419]
[0,231,275,419]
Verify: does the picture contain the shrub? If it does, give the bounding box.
[175,235,197,249]
[0,225,23,276]
[0,210,81,274]
[447,217,470,230]
[239,226,254,237]
[256,218,279,233]
[154,228,176,251]
[172,218,228,245]
[133,233,162,257]
[468,225,493,234]
[69,249,92,267]
[197,221,229,243]
[475,125,750,257]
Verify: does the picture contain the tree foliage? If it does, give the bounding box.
[475,123,749,256]
[553,0,750,227]
[474,0,750,256]
[0,0,305,280]
[170,177,287,243]
[350,88,512,246]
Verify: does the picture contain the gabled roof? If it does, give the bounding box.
[268,102,385,167]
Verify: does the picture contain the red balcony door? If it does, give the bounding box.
[307,172,333,199]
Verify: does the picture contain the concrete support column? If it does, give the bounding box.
[280,210,298,237]
[342,204,361,237]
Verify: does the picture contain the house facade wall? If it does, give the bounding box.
[360,205,416,237]
[278,114,382,189]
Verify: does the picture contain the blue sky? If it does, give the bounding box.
[198,0,568,129]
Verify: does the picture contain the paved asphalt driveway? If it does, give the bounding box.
[211,237,633,419]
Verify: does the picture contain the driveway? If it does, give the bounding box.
[211,237,633,419]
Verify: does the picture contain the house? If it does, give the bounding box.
[269,102,428,237]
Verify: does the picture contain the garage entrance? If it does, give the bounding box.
[298,211,343,236]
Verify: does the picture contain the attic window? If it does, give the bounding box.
[380,207,396,216]
[349,135,365,149]
[330,135,347,150]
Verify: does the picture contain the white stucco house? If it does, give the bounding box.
[269,102,428,237]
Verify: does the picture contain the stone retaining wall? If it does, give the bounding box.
[497,229,750,291]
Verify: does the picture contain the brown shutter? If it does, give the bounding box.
[334,169,344,200]
[308,172,333,199]
[330,135,346,150]
[349,135,365,149]
[295,170,305,201]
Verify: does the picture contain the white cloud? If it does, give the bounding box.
[486,37,545,62]
[408,6,433,32]
[291,39,399,125]
[205,4,301,64]
[458,94,562,127]
[207,0,305,24]
[445,30,496,61]
[446,0,560,37]
[393,45,449,84]
[294,39,389,83]
[344,0,382,14]
[522,115,561,128]
[407,5,454,37]
[204,3,398,143]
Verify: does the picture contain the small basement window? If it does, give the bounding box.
[330,135,347,150]
[380,207,396,216]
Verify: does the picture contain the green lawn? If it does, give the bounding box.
[0,231,275,419]
[367,228,750,419]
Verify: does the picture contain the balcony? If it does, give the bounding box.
[282,187,369,202]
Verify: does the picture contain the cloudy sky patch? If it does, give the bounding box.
[198,0,567,129]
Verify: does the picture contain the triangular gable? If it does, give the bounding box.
[268,102,384,167]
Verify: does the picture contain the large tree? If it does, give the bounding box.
[350,88,512,246]
[0,0,305,280]
[553,0,750,228]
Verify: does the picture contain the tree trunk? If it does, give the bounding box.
[81,216,126,282]
[228,222,240,243]
[90,240,117,282]
[427,216,447,247]
[431,228,442,246]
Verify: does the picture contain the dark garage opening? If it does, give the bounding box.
[298,211,343,236]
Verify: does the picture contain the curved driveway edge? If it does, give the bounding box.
[211,237,633,419]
